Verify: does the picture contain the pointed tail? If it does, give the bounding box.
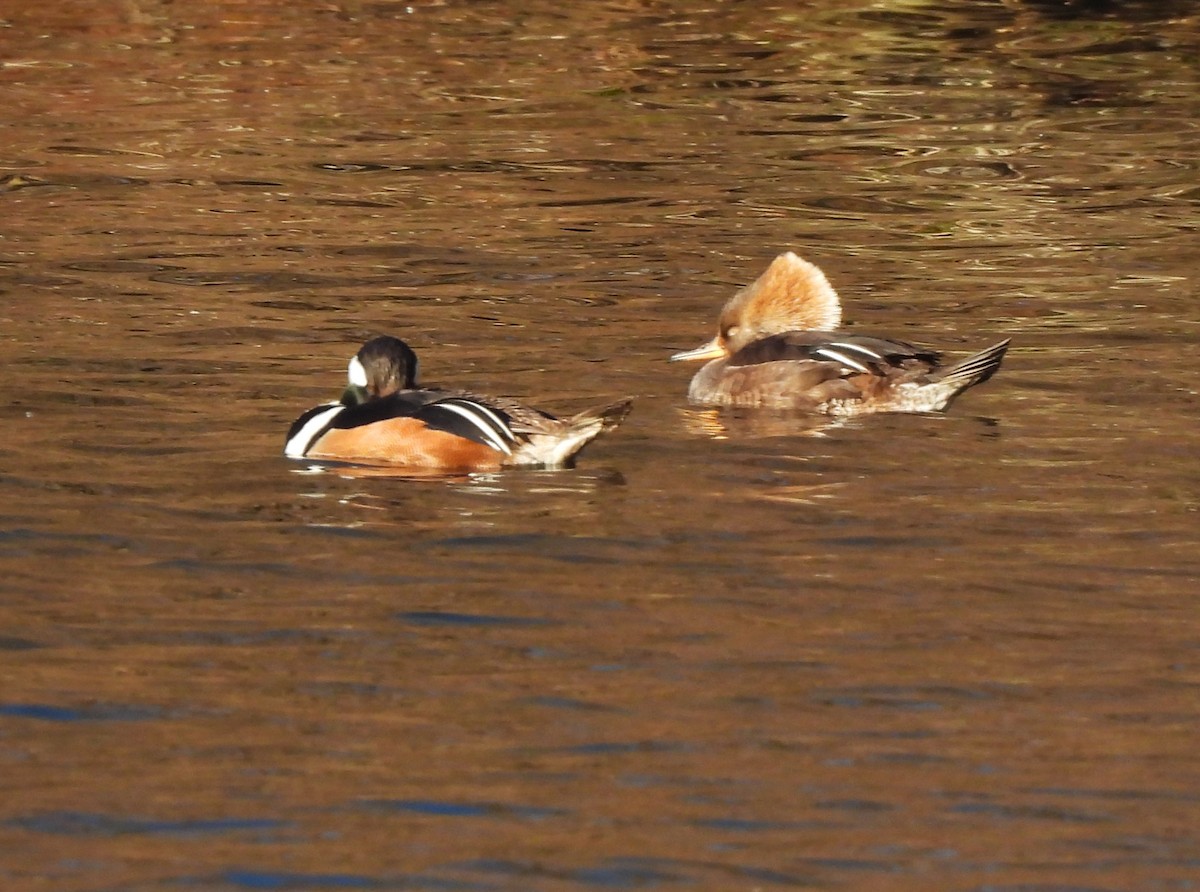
[930,339,1010,390]
[518,398,633,467]
[917,339,1010,411]
[568,398,634,434]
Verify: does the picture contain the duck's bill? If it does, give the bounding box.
[670,338,726,362]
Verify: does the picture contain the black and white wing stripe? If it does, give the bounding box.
[810,340,886,372]
[804,336,940,374]
[284,402,345,458]
[284,393,520,460]
[732,332,939,373]
[417,398,518,455]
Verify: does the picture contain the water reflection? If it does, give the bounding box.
[678,406,839,440]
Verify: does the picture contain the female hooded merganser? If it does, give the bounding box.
[671,252,1010,413]
[285,335,632,470]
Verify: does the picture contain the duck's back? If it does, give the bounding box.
[688,331,945,411]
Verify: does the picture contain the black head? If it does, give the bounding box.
[342,335,419,406]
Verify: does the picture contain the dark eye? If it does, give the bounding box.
[722,325,740,341]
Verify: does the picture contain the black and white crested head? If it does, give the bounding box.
[347,335,420,401]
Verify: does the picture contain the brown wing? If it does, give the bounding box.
[690,356,859,408]
[731,331,941,371]
[691,331,943,409]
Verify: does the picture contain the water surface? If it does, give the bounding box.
[1,1,1198,889]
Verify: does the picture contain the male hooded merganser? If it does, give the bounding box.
[285,335,632,470]
[671,252,1010,413]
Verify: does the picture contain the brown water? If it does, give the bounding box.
[2,1,1199,889]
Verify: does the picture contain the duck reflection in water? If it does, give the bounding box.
[678,406,839,441]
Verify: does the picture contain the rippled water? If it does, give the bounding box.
[2,1,1198,889]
